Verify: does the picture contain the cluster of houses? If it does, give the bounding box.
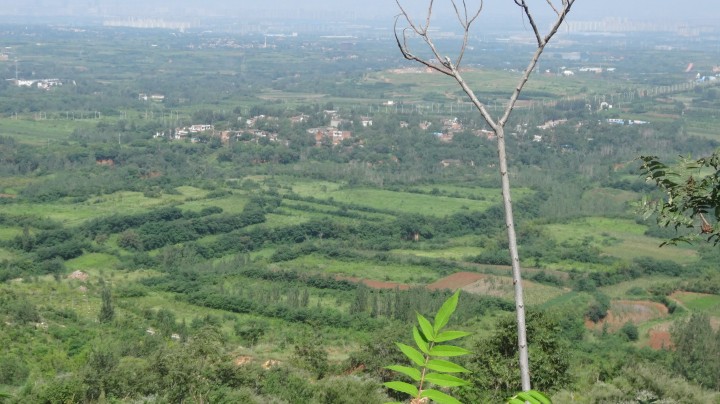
[13,78,63,90]
[559,66,616,76]
[306,110,365,146]
[428,117,465,142]
[606,118,649,125]
[155,123,287,145]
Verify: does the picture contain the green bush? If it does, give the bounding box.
[619,321,639,341]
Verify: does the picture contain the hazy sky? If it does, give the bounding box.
[0,0,717,23]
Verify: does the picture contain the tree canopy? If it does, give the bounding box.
[640,150,720,245]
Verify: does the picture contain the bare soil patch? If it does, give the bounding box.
[459,275,515,298]
[427,272,486,291]
[648,330,672,350]
[586,300,669,333]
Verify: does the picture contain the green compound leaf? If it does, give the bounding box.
[413,326,429,354]
[385,365,421,382]
[383,381,419,397]
[433,290,460,333]
[424,372,469,387]
[417,313,436,341]
[428,344,471,357]
[507,390,552,404]
[396,342,426,367]
[434,330,471,343]
[519,390,552,404]
[526,390,552,404]
[426,359,470,373]
[420,388,462,404]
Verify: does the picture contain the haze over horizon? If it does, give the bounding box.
[0,0,717,25]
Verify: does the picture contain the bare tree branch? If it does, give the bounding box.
[545,0,561,17]
[394,0,575,392]
[500,0,574,126]
[451,0,483,68]
[514,0,543,46]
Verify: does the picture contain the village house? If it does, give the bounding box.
[536,119,568,130]
[290,114,309,124]
[309,127,352,146]
[245,115,264,127]
[442,117,463,133]
[189,124,214,132]
[330,117,350,128]
[174,129,189,140]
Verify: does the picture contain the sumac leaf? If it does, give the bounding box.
[426,359,470,373]
[433,290,460,332]
[434,330,471,343]
[429,344,470,357]
[420,388,461,404]
[417,313,435,341]
[397,342,426,367]
[384,381,419,397]
[424,372,469,387]
[386,365,421,381]
[413,326,429,354]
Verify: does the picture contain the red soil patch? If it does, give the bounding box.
[586,300,669,333]
[427,272,486,291]
[648,329,672,350]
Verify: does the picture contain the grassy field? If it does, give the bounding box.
[291,187,499,217]
[181,195,249,214]
[598,276,677,299]
[545,217,698,265]
[0,227,22,241]
[391,245,481,260]
[0,247,16,260]
[0,187,215,226]
[0,117,96,144]
[672,291,720,315]
[65,252,122,274]
[373,68,626,103]
[272,253,441,284]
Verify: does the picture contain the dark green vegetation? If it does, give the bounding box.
[640,151,720,245]
[0,24,719,403]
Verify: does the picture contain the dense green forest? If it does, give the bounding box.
[0,21,719,403]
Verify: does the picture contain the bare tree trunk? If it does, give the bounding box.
[394,0,575,391]
[497,126,531,391]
